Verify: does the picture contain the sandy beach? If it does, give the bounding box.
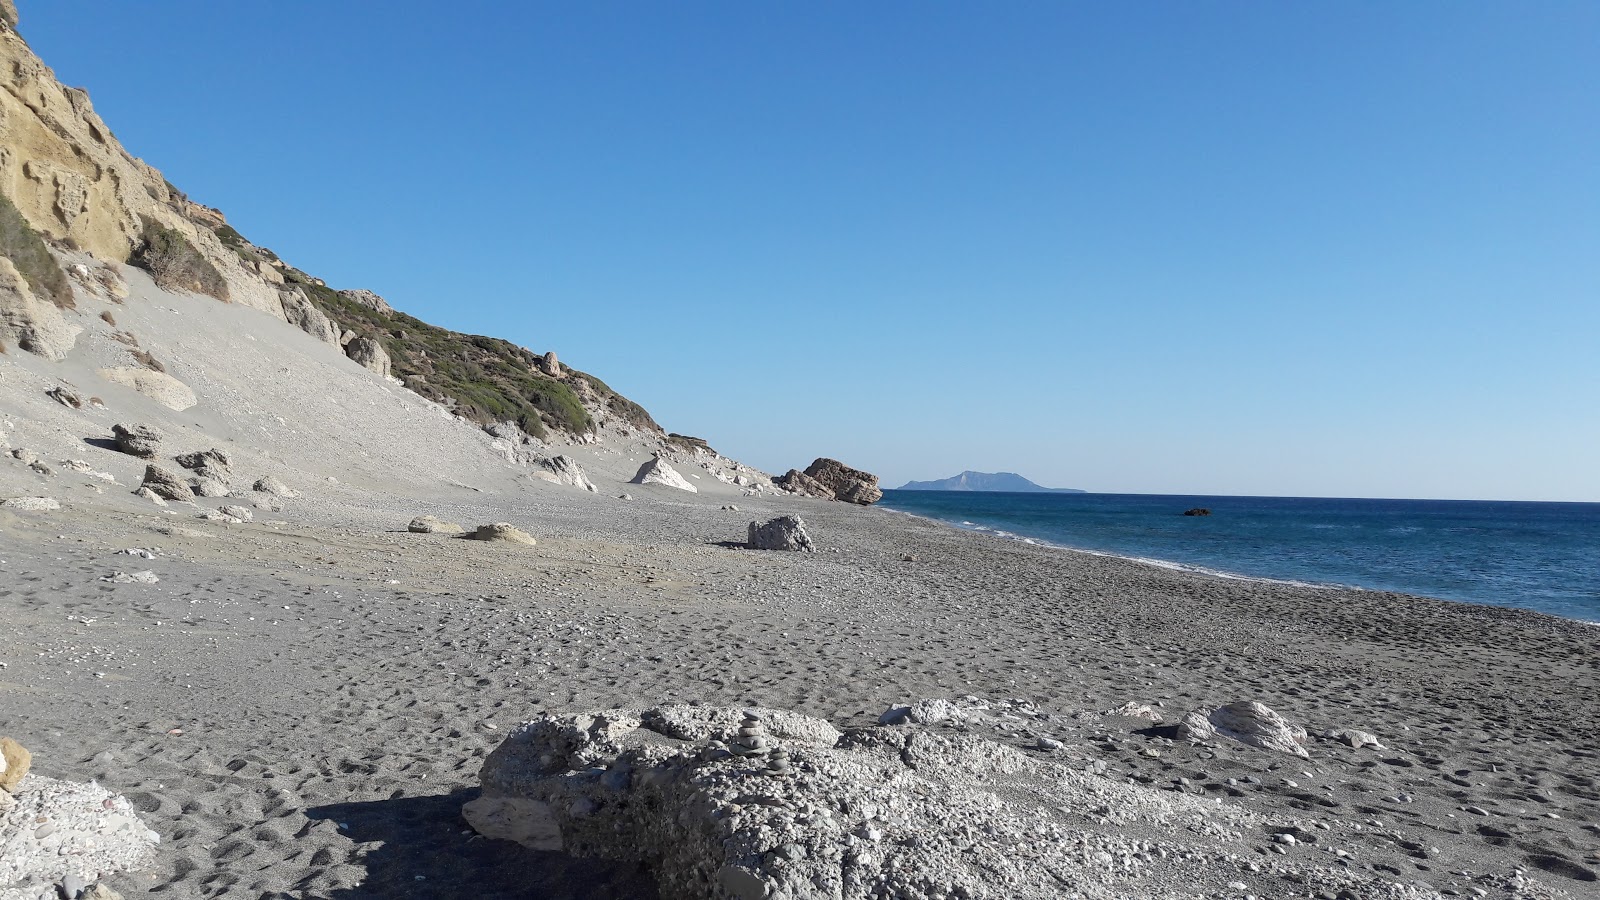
[2,449,1597,897]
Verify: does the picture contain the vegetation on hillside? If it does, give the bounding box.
[132,217,229,301]
[0,192,73,309]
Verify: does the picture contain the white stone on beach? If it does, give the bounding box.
[529,455,598,492]
[409,515,464,534]
[1177,701,1310,757]
[629,456,697,492]
[472,522,536,545]
[747,515,815,552]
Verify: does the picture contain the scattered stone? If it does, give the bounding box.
[746,515,815,552]
[111,423,162,459]
[1106,702,1165,723]
[132,487,167,507]
[140,465,193,502]
[58,460,115,483]
[0,737,30,793]
[630,456,697,492]
[9,448,37,465]
[101,571,159,584]
[45,386,81,408]
[189,476,229,498]
[174,448,231,471]
[0,771,159,897]
[472,523,536,545]
[0,497,59,511]
[530,455,597,492]
[1327,728,1384,750]
[409,515,464,534]
[1177,701,1310,757]
[252,475,299,498]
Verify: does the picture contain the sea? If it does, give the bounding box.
[876,491,1600,624]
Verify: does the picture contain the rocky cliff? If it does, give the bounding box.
[0,3,657,439]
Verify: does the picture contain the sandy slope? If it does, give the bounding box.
[0,270,1597,899]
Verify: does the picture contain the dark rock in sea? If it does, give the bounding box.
[1183,508,1212,516]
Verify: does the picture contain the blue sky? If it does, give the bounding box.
[22,2,1599,500]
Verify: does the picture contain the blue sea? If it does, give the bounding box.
[877,491,1600,624]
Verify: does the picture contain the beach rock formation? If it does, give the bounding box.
[1176,700,1310,757]
[408,515,464,534]
[465,705,1454,900]
[774,468,834,500]
[747,515,815,552]
[0,257,80,361]
[174,448,230,472]
[472,522,536,545]
[111,423,163,459]
[140,465,193,502]
[630,456,697,493]
[530,455,597,492]
[778,458,882,505]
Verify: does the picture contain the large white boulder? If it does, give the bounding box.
[629,455,696,493]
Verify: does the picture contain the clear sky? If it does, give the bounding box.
[21,2,1599,501]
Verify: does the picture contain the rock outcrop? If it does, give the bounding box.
[464,705,1444,900]
[1176,701,1310,757]
[336,288,393,314]
[630,456,697,493]
[777,459,882,505]
[0,257,79,360]
[345,336,391,378]
[111,423,163,459]
[747,515,815,552]
[174,448,230,471]
[278,288,341,347]
[530,455,597,492]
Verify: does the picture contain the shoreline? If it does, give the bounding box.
[876,495,1600,626]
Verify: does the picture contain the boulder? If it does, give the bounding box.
[746,515,815,552]
[1183,508,1212,517]
[219,505,253,522]
[97,368,197,411]
[629,456,696,493]
[189,476,230,498]
[140,465,193,502]
[801,458,883,505]
[472,522,536,545]
[774,468,834,500]
[530,455,597,492]
[345,336,392,378]
[111,423,163,459]
[1176,701,1309,757]
[252,475,299,498]
[460,705,1430,900]
[1327,728,1383,750]
[408,515,464,534]
[539,351,561,377]
[0,497,59,512]
[174,448,231,471]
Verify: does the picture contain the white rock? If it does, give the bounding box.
[629,456,697,493]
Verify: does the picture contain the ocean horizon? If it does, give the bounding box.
[878,489,1600,624]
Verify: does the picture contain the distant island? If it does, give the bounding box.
[894,471,1085,493]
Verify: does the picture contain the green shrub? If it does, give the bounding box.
[0,193,73,309]
[131,217,229,301]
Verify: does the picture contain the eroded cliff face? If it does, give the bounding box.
[0,15,282,317]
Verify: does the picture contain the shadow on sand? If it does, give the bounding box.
[306,789,659,900]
